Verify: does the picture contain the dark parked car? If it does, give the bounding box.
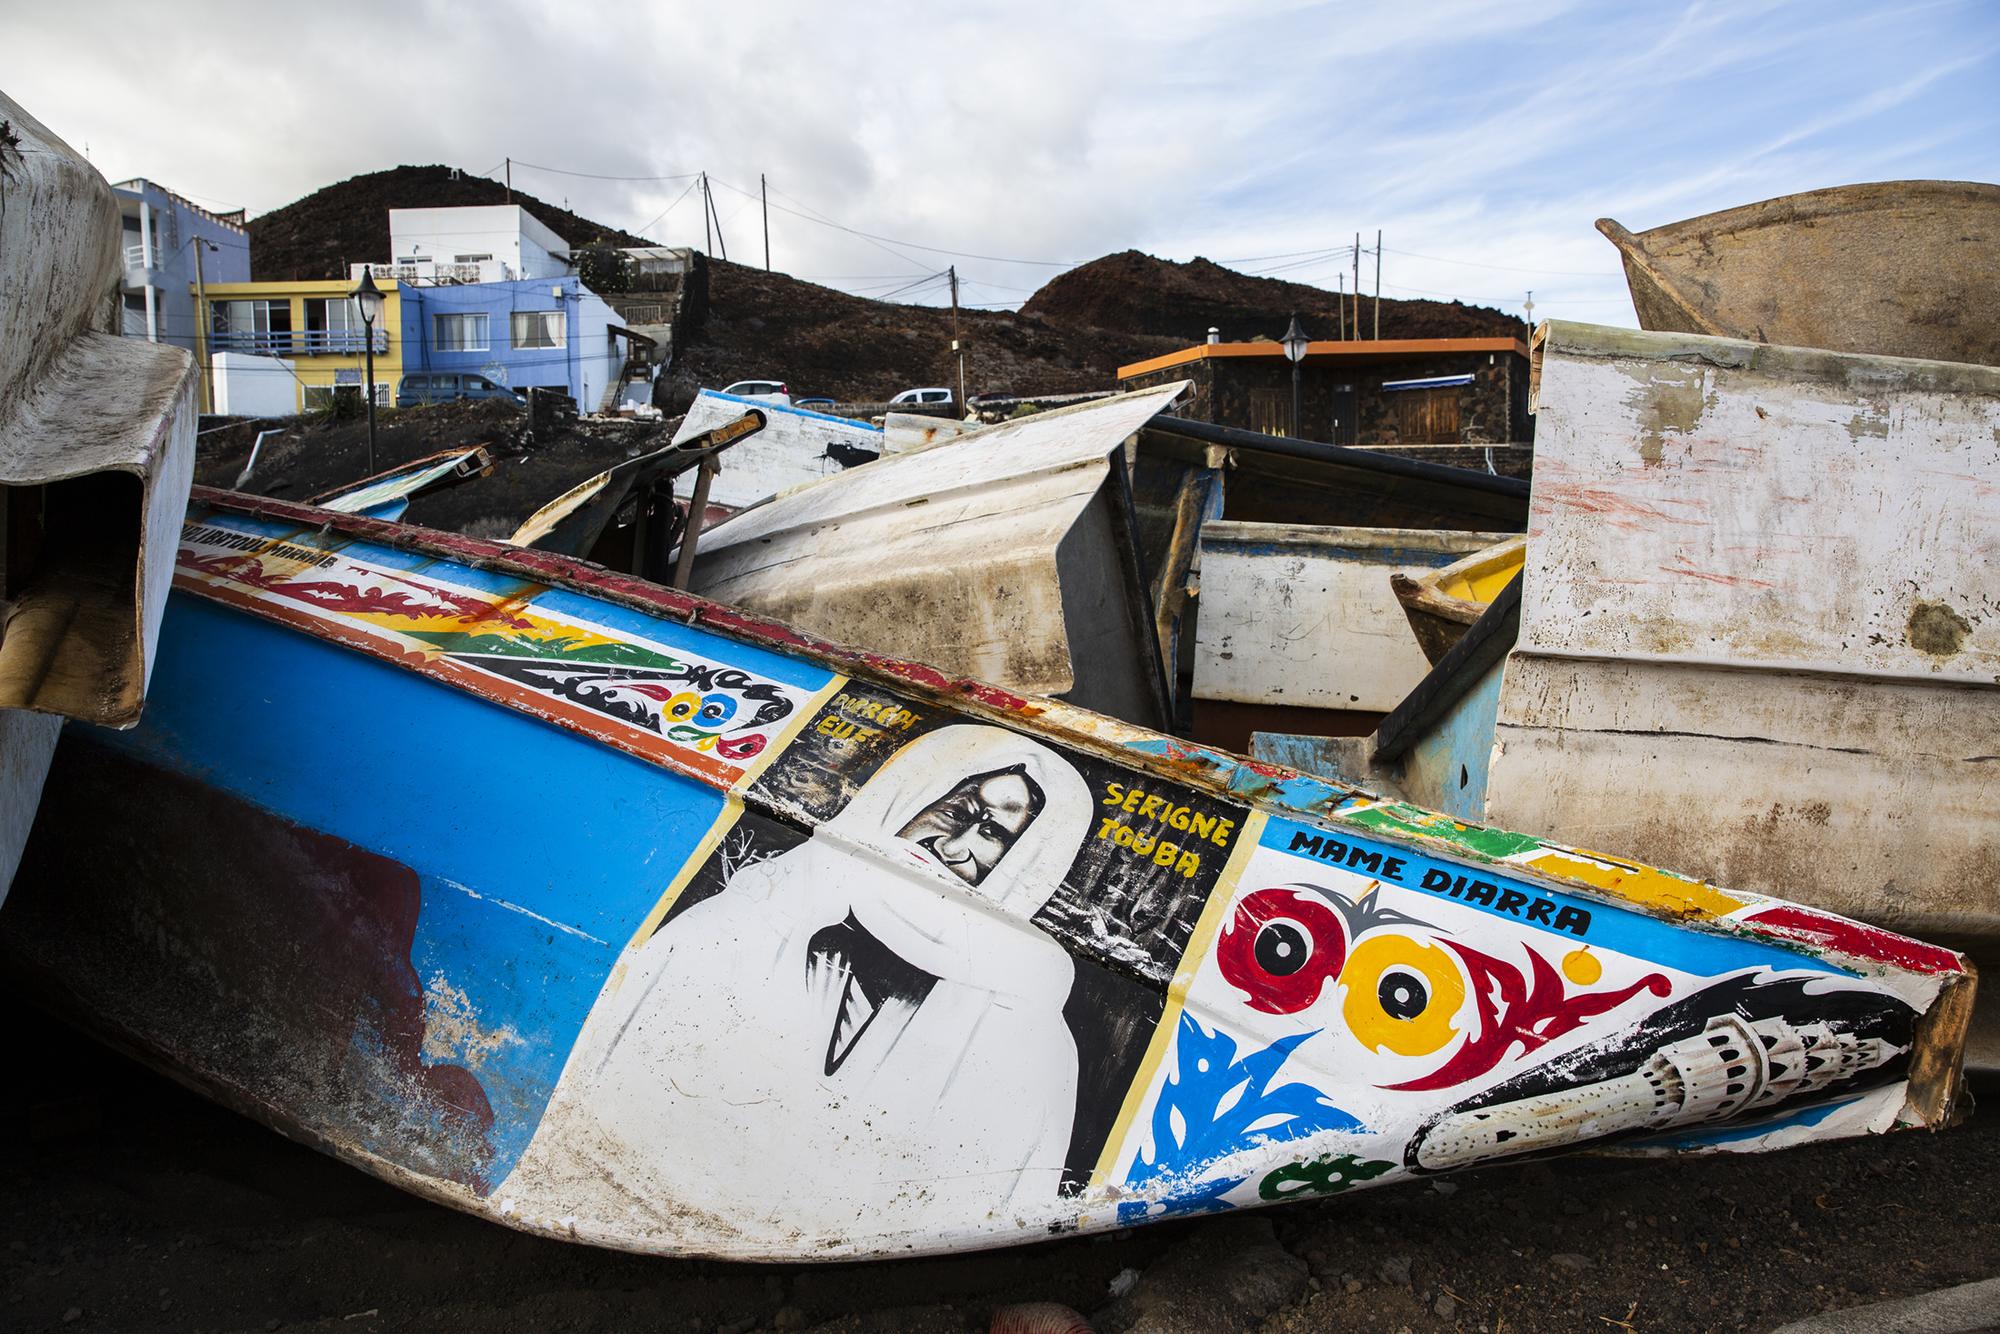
[396,372,526,409]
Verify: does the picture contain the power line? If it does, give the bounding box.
[715,176,1082,268]
[505,159,702,184]
[634,177,702,240]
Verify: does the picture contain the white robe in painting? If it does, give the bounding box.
[501,725,1095,1252]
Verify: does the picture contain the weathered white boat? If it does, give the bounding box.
[691,386,1192,730]
[1274,320,2000,1062]
[0,477,1974,1260]
[1190,523,1511,746]
[670,390,882,518]
[0,89,197,901]
[1598,181,2000,365]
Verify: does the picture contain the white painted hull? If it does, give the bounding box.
[0,88,200,903]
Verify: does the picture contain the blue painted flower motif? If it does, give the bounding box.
[1120,1013,1361,1220]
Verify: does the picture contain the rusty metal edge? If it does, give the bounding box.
[1903,964,1980,1130]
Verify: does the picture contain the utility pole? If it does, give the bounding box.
[505,158,512,203]
[705,174,728,261]
[1353,232,1361,343]
[193,239,214,413]
[701,173,712,255]
[948,265,966,412]
[1368,228,1384,340]
[1337,273,1346,340]
[761,173,771,271]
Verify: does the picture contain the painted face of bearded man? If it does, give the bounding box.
[895,764,1046,887]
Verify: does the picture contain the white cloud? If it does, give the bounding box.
[4,0,1993,324]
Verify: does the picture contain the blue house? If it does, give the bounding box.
[394,275,633,411]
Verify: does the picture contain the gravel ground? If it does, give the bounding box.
[2,999,1993,1334]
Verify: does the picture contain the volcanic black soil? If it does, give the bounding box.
[3,991,1992,1334]
[193,400,674,539]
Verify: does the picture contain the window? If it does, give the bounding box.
[306,297,362,335]
[1248,387,1288,436]
[454,253,492,263]
[1394,388,1462,443]
[511,309,566,349]
[434,312,490,352]
[212,298,292,352]
[303,383,389,411]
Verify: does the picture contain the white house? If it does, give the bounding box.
[354,206,575,286]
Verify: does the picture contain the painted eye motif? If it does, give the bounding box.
[1218,889,1345,1015]
[1256,920,1312,976]
[1341,934,1465,1056]
[1377,968,1430,1020]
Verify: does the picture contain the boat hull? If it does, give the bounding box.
[1,493,1973,1259]
[0,89,199,900]
[1598,181,2000,365]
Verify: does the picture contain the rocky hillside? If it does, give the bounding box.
[1022,250,1527,344]
[665,259,1182,403]
[248,165,652,281]
[242,166,1528,398]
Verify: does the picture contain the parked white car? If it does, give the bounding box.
[720,379,792,405]
[889,386,954,406]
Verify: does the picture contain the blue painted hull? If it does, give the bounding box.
[0,493,1974,1258]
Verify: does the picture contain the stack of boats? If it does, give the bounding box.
[0,87,1988,1262]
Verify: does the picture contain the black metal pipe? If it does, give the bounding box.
[1142,413,1530,500]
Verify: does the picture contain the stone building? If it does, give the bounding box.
[1118,336,1533,446]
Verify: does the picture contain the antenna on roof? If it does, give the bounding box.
[449,167,462,181]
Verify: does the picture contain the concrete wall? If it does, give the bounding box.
[211,351,300,417]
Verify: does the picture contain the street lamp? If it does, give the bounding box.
[1281,312,1310,438]
[350,268,386,476]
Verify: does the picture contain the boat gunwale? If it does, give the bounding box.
[180,485,1977,999]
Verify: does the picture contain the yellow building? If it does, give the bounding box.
[193,279,403,413]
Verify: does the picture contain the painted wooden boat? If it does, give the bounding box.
[1275,319,2000,1065]
[1598,181,2000,365]
[308,446,494,521]
[691,386,1190,731]
[1190,523,1511,748]
[0,89,197,901]
[1389,535,1523,666]
[0,483,1973,1260]
[670,390,882,519]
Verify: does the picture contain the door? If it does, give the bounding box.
[1331,384,1358,446]
[1248,387,1289,436]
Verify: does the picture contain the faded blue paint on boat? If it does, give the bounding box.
[1399,658,1507,822]
[98,592,769,1180]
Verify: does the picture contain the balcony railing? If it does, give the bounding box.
[123,244,150,270]
[209,329,388,356]
[360,260,499,285]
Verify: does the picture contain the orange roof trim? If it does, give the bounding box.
[1117,337,1530,381]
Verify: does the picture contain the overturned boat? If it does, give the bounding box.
[1598,180,2000,365]
[1,478,1973,1259]
[1263,319,1999,1062]
[0,89,197,902]
[671,390,882,521]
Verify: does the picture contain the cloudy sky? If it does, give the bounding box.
[7,0,1996,323]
